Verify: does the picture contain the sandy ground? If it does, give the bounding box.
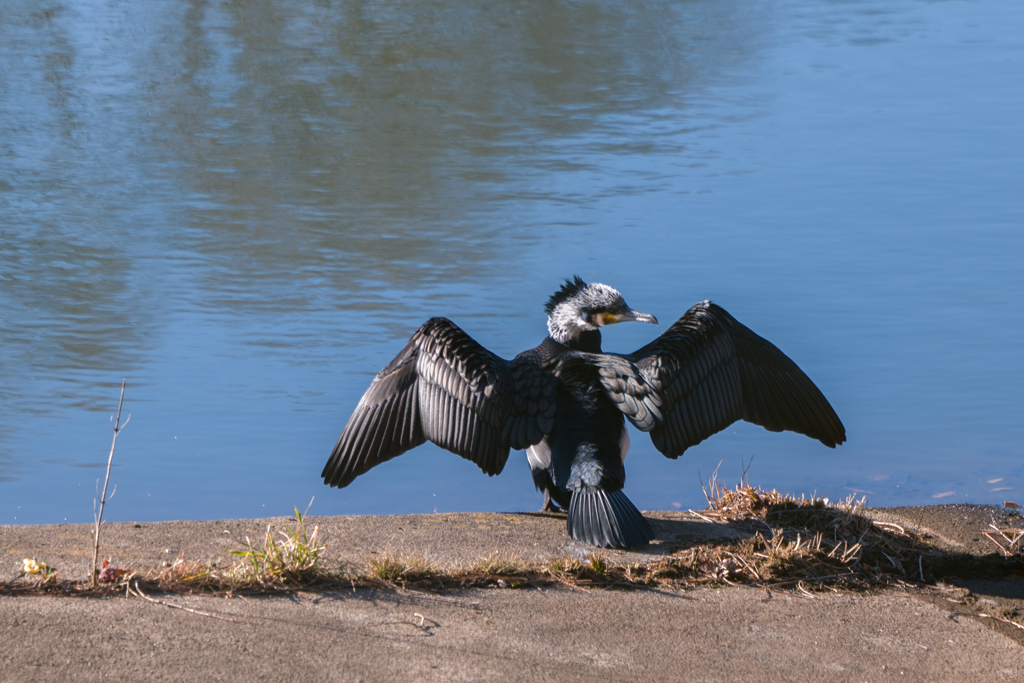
[2,505,1023,682]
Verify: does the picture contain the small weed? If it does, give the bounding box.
[552,557,582,573]
[367,554,434,584]
[228,508,325,586]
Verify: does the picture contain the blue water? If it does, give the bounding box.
[2,0,1022,524]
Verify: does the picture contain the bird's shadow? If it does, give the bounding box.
[513,510,757,558]
[636,515,756,557]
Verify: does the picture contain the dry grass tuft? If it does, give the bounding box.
[366,553,436,585]
[687,470,881,586]
[471,553,526,577]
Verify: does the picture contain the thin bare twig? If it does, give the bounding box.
[92,380,130,588]
[979,612,1024,631]
[130,581,263,625]
[872,521,906,535]
[688,509,717,524]
[741,455,756,479]
[982,524,1024,558]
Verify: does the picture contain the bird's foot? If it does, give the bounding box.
[540,490,564,513]
[540,500,563,513]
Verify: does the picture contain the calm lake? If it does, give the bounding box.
[2,0,1022,524]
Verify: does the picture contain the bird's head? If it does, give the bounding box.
[545,276,658,344]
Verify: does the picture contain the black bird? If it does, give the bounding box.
[322,277,846,549]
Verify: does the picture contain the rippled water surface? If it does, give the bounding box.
[2,0,1022,523]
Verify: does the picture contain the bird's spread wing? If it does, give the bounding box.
[594,301,846,458]
[322,317,556,488]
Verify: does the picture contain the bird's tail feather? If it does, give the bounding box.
[567,488,654,549]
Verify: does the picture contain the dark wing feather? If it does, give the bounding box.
[587,354,663,431]
[597,301,845,458]
[322,317,555,488]
[503,357,558,449]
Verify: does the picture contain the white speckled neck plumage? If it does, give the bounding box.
[546,282,622,344]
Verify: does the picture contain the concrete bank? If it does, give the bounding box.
[2,505,1023,682]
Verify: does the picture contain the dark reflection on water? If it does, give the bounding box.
[1,0,759,406]
[147,0,761,309]
[2,0,1022,522]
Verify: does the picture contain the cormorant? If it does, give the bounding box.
[322,277,846,549]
